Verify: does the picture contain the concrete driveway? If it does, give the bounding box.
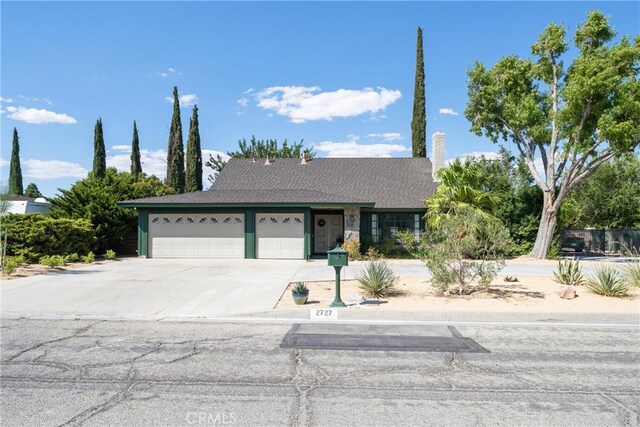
[1,257,615,320]
[1,258,312,319]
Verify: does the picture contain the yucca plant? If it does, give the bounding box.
[624,262,640,288]
[355,261,398,299]
[552,258,584,287]
[585,267,629,297]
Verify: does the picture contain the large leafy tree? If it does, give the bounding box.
[206,136,314,183]
[92,118,106,179]
[48,168,175,252]
[466,11,640,258]
[471,149,543,254]
[411,26,426,158]
[166,86,185,193]
[425,158,500,229]
[560,152,640,229]
[130,121,142,177]
[8,128,23,195]
[185,105,202,192]
[24,183,43,199]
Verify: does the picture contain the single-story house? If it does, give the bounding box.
[120,154,442,259]
[2,195,51,215]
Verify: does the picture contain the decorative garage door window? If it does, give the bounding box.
[150,216,244,225]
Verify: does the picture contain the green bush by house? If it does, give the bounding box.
[2,214,96,262]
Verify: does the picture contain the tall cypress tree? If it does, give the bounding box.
[166,86,184,192]
[93,118,106,178]
[185,105,203,192]
[131,121,142,177]
[8,127,23,195]
[411,26,426,158]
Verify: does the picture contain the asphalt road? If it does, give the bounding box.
[1,318,638,426]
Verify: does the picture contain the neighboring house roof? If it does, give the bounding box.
[122,157,438,209]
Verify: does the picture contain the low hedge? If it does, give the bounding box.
[1,213,96,262]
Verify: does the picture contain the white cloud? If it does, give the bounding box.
[243,88,255,95]
[446,151,501,165]
[24,159,88,179]
[0,157,8,167]
[314,139,409,158]
[255,86,402,123]
[0,97,13,103]
[6,106,77,124]
[157,67,181,78]
[367,132,403,141]
[439,108,459,116]
[17,95,53,105]
[165,94,198,107]
[237,97,249,107]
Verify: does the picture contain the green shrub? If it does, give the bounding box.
[2,214,96,262]
[623,262,640,288]
[395,230,429,259]
[585,267,629,297]
[3,257,20,275]
[547,236,560,260]
[552,258,584,287]
[360,235,375,253]
[104,249,117,260]
[341,240,361,261]
[82,251,95,264]
[379,236,399,257]
[40,255,66,269]
[355,261,398,299]
[65,253,80,263]
[424,207,509,295]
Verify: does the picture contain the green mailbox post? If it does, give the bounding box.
[327,245,348,307]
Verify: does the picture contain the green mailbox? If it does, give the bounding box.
[327,245,348,307]
[327,245,349,267]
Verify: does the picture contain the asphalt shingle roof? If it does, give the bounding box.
[122,157,438,209]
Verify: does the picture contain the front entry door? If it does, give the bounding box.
[314,215,343,254]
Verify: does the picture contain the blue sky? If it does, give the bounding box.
[1,1,638,197]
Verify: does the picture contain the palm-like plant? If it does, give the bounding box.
[355,261,399,299]
[425,158,501,229]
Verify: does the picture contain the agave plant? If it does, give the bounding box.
[585,267,629,297]
[624,262,640,288]
[552,258,584,287]
[355,261,398,299]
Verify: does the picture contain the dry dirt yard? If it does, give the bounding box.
[276,275,640,313]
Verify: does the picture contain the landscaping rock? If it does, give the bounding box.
[504,276,519,282]
[557,286,577,299]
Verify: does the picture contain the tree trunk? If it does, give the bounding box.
[530,193,558,259]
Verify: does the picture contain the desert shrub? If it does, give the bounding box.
[365,246,381,260]
[341,240,361,261]
[2,214,96,262]
[355,261,399,299]
[395,230,429,259]
[104,249,117,260]
[82,251,96,264]
[40,255,66,269]
[3,257,20,275]
[378,236,398,257]
[424,207,510,295]
[585,267,629,297]
[65,253,80,263]
[624,262,640,288]
[552,258,584,287]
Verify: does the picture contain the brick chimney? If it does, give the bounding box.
[431,132,445,181]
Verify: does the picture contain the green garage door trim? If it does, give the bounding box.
[137,207,312,259]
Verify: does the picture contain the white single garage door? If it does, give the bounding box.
[256,214,305,259]
[148,214,244,258]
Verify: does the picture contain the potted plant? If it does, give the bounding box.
[292,282,309,305]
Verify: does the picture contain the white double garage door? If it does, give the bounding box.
[148,213,304,259]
